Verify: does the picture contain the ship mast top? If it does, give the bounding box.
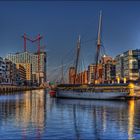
[94,11,102,85]
[97,11,102,46]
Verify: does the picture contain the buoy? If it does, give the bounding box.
[49,90,56,97]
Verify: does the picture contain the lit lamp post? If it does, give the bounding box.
[123,77,126,84]
[117,77,120,84]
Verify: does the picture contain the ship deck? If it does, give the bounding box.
[56,83,140,100]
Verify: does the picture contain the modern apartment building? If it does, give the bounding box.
[101,55,112,83]
[101,55,116,83]
[7,51,46,85]
[88,64,95,84]
[104,59,116,83]
[82,70,88,84]
[5,59,18,85]
[16,64,26,84]
[16,63,32,85]
[0,57,6,83]
[22,63,32,83]
[115,49,140,82]
[87,63,103,84]
[33,52,47,84]
[69,66,76,84]
[76,70,88,84]
[115,54,124,81]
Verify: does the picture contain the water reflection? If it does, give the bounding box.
[54,99,140,139]
[0,90,46,139]
[128,100,135,139]
[0,91,140,139]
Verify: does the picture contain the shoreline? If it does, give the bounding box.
[0,85,46,94]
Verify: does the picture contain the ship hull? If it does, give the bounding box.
[56,90,129,100]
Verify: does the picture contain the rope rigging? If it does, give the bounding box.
[48,12,107,84]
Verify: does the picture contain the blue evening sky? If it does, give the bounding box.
[0,1,140,76]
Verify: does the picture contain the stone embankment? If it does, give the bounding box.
[0,85,44,94]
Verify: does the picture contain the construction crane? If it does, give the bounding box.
[22,33,34,52]
[22,33,44,85]
[40,46,46,52]
[32,34,43,85]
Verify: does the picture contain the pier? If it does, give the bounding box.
[0,85,45,94]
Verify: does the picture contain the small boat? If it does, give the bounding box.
[49,90,56,97]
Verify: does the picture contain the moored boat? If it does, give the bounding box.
[49,12,135,100]
[49,90,56,97]
[54,83,134,100]
[56,90,128,100]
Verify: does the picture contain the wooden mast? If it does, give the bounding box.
[74,35,81,84]
[94,11,102,85]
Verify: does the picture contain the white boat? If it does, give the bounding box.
[55,83,131,99]
[56,90,129,100]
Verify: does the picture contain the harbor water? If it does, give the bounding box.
[0,89,140,139]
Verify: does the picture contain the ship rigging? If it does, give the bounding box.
[49,11,135,100]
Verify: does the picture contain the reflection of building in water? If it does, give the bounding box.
[15,90,46,133]
[56,99,132,139]
[15,91,32,126]
[0,90,46,136]
[102,107,107,132]
[0,98,18,122]
[31,90,46,128]
[128,100,135,139]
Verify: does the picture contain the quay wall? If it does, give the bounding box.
[0,85,44,94]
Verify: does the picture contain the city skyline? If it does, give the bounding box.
[0,2,140,139]
[0,1,140,76]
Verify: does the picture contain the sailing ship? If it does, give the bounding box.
[49,12,134,100]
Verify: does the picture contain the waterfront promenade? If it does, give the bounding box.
[0,84,45,94]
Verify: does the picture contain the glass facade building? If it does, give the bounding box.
[6,51,46,84]
[115,49,140,82]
